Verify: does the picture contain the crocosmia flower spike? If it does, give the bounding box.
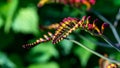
[23,16,108,48]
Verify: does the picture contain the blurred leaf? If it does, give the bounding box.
[60,40,73,55]
[0,33,14,49]
[28,42,59,63]
[4,0,18,33]
[0,16,4,28]
[28,62,59,68]
[110,52,120,61]
[9,54,24,68]
[63,5,86,17]
[93,0,118,15]
[0,52,16,68]
[60,35,74,55]
[74,35,97,67]
[113,0,120,6]
[0,1,10,17]
[115,53,120,61]
[12,6,39,35]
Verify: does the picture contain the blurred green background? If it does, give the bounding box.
[0,0,120,68]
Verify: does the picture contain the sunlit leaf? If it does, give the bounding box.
[4,0,18,33]
[12,7,39,35]
[74,35,97,67]
[0,1,10,17]
[28,62,59,68]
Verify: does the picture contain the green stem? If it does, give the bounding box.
[67,39,120,65]
[100,35,120,52]
[114,8,120,27]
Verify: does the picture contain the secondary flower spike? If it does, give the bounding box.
[38,0,96,10]
[99,54,119,68]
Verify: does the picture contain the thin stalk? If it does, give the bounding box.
[114,8,120,27]
[74,31,120,52]
[73,32,112,48]
[100,35,120,52]
[90,9,120,45]
[67,39,120,65]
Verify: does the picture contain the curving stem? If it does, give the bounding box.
[67,39,120,65]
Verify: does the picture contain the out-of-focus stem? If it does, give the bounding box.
[67,39,120,65]
[100,35,120,52]
[73,31,120,51]
[73,32,112,48]
[114,8,120,27]
[91,9,120,45]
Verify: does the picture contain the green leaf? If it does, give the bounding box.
[0,1,10,17]
[113,0,120,6]
[0,52,16,68]
[110,52,120,61]
[28,62,59,68]
[12,7,39,35]
[0,33,14,49]
[93,0,118,14]
[4,0,18,33]
[74,35,97,67]
[0,16,4,28]
[60,40,73,55]
[27,42,59,63]
[9,54,24,68]
[60,35,74,55]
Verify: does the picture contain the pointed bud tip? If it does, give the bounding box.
[102,23,109,27]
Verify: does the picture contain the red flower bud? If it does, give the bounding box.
[101,23,109,34]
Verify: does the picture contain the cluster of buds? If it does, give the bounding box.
[38,0,96,10]
[99,54,119,68]
[22,32,53,48]
[23,16,108,48]
[79,16,109,35]
[52,17,79,44]
[52,16,108,44]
